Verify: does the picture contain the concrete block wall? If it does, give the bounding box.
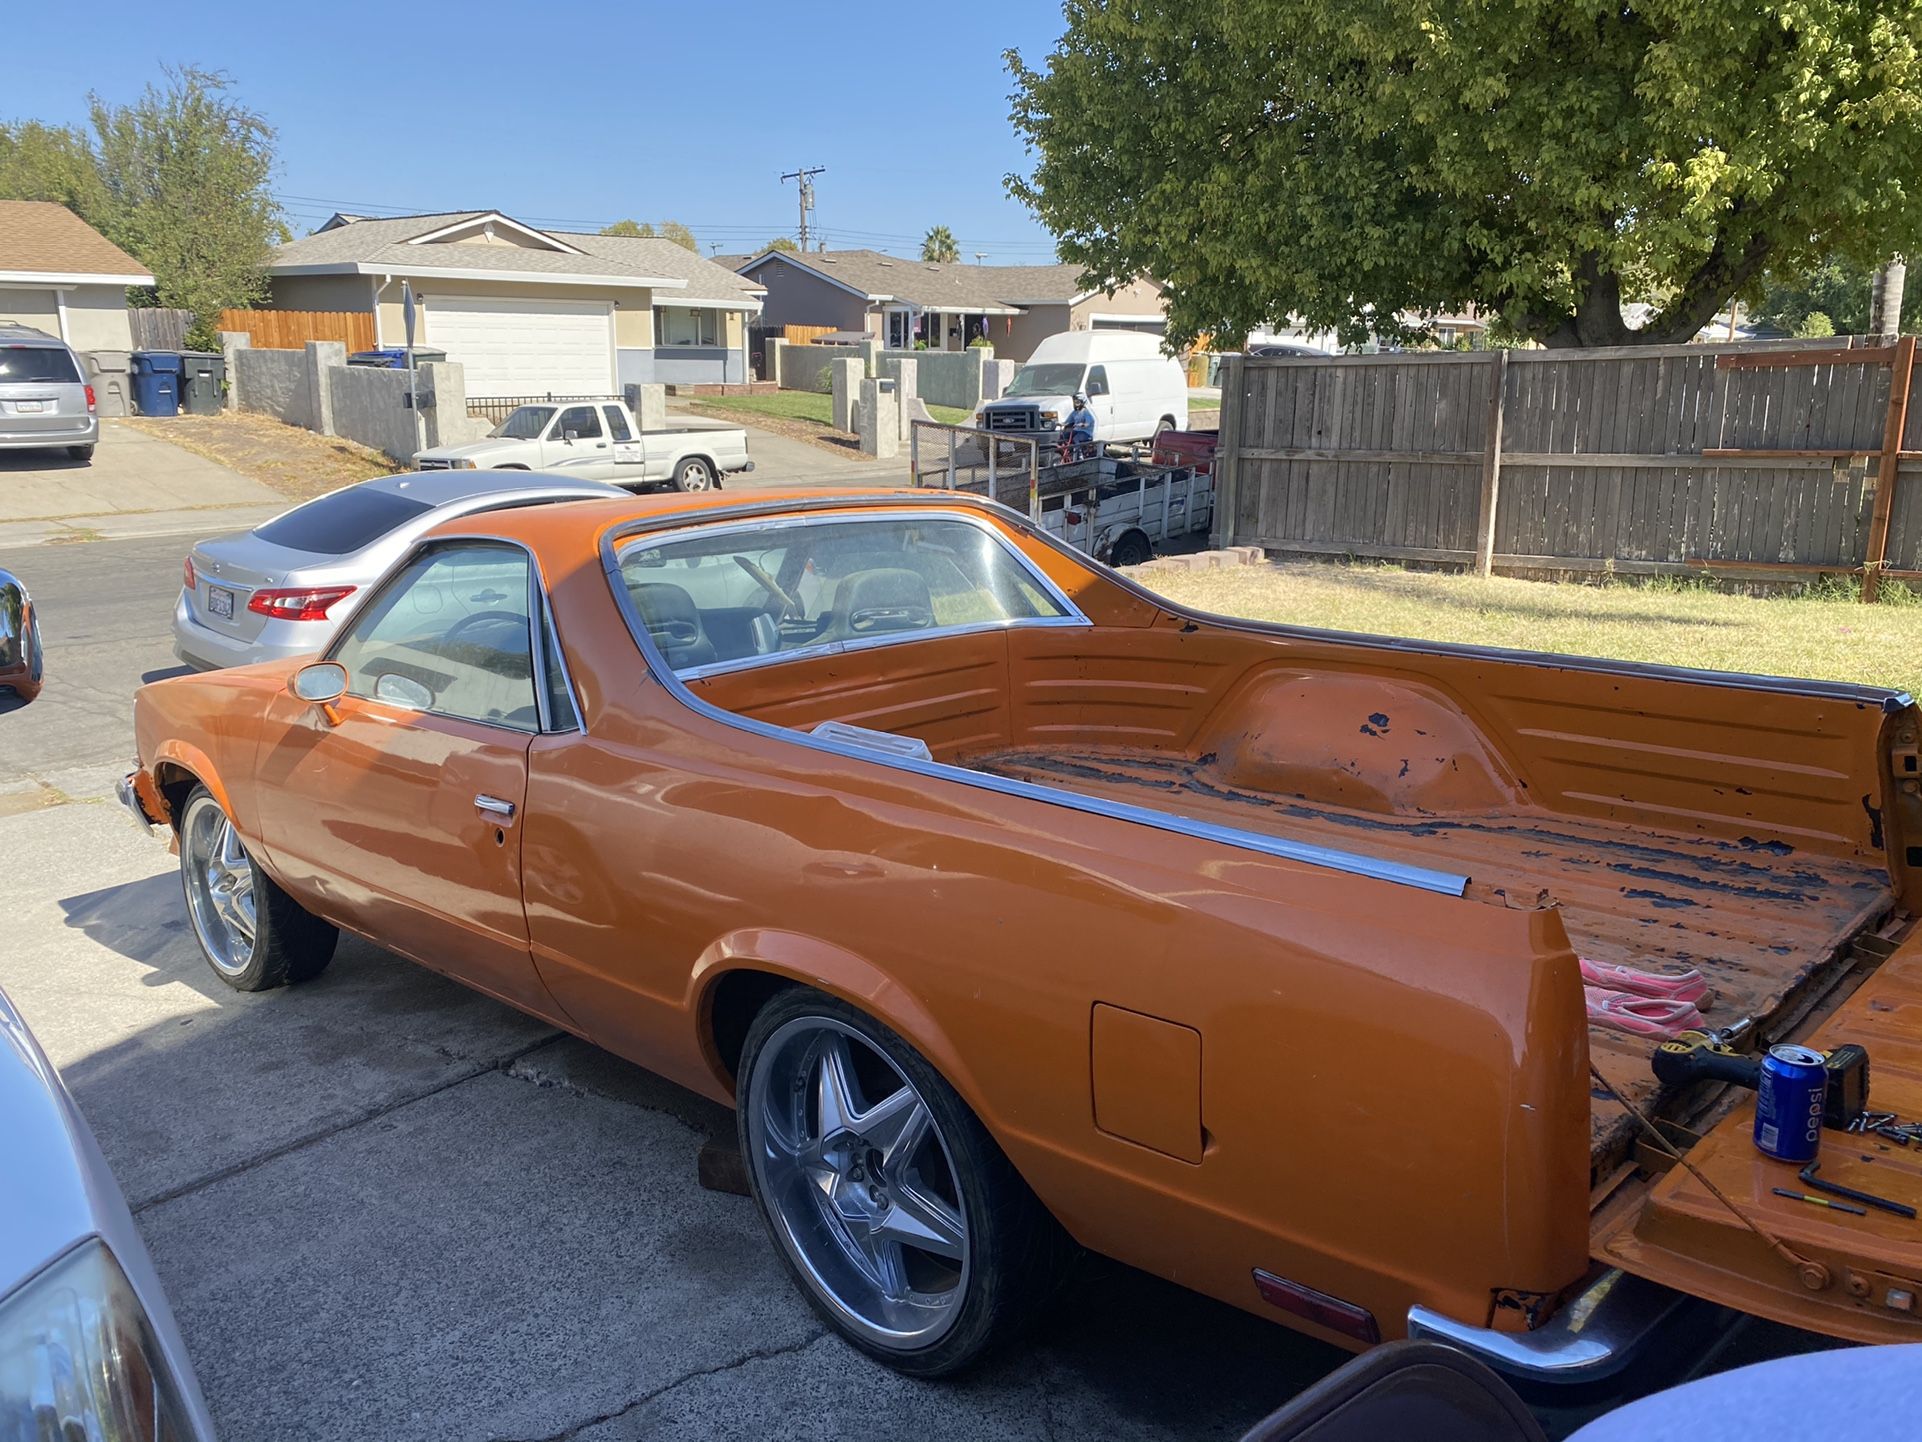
[877,348,989,411]
[771,341,860,394]
[234,347,316,430]
[327,364,419,462]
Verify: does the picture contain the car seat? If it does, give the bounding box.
[814,568,937,644]
[629,580,718,670]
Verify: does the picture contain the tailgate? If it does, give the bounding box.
[1592,933,1922,1343]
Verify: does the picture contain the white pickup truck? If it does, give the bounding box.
[415,399,753,492]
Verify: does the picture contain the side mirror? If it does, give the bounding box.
[562,429,579,443]
[290,661,347,726]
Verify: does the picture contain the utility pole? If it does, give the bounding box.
[973,252,987,265]
[780,166,826,251]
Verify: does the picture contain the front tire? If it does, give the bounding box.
[737,989,1070,1376]
[178,786,337,991]
[672,456,715,492]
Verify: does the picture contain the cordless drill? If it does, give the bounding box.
[1652,1026,1870,1129]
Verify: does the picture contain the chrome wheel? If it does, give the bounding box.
[675,459,714,492]
[181,797,256,976]
[745,1016,969,1350]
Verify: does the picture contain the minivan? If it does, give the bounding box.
[0,322,98,463]
[974,330,1188,447]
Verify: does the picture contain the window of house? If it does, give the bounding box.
[654,306,720,347]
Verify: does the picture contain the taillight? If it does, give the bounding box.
[182,556,196,592]
[85,384,97,412]
[246,585,357,622]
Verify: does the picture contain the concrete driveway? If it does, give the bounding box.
[0,420,286,547]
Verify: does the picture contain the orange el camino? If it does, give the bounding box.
[119,487,1922,1380]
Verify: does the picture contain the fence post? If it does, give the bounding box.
[1474,348,1510,577]
[1210,353,1245,548]
[1863,334,1917,602]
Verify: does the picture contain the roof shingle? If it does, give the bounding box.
[0,201,152,281]
[741,249,1110,310]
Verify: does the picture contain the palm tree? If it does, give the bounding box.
[921,225,959,264]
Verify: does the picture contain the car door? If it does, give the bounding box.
[600,403,648,483]
[252,540,563,1021]
[537,404,610,476]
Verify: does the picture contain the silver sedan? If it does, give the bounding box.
[173,470,625,671]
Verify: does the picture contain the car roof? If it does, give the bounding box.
[420,485,996,553]
[0,323,72,348]
[358,469,625,508]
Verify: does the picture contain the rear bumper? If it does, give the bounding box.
[171,590,319,671]
[1405,1269,1693,1388]
[0,417,97,450]
[115,770,168,839]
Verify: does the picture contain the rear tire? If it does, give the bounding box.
[68,445,94,463]
[672,456,716,492]
[737,988,1072,1377]
[177,785,337,991]
[1108,530,1154,568]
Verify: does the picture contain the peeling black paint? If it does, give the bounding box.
[1863,794,1886,849]
[1622,887,1697,910]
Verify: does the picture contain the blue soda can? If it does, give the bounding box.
[1754,1044,1827,1163]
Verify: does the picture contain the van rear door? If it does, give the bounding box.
[0,343,88,441]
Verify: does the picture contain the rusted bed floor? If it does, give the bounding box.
[968,745,1894,1171]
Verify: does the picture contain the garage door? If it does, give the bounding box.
[427,295,614,395]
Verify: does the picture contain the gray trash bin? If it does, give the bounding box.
[85,350,133,417]
[178,351,226,416]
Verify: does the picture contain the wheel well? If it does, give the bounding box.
[152,761,200,831]
[1157,414,1176,431]
[498,463,530,470]
[679,454,716,473]
[707,970,799,1082]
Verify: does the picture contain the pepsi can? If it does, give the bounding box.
[1754,1044,1827,1163]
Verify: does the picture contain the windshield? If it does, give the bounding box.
[491,406,556,440]
[1002,363,1085,399]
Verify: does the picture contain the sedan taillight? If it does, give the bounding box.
[182,556,196,592]
[247,585,357,622]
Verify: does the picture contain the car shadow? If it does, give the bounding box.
[0,450,90,472]
[0,691,29,716]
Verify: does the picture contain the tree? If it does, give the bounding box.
[600,218,698,250]
[2,68,280,348]
[1008,3,1922,349]
[1753,258,1922,336]
[921,225,959,263]
[763,236,798,253]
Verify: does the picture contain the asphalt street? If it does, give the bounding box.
[0,520,1837,1442]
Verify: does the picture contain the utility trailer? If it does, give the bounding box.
[909,420,1214,567]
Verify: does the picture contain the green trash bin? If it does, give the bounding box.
[178,351,226,416]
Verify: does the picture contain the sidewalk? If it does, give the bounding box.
[0,421,285,548]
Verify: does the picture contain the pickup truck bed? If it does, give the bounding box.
[965,743,1893,1170]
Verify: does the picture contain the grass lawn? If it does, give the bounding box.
[1141,559,1922,697]
[693,391,972,427]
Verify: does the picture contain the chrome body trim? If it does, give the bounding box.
[598,508,1471,898]
[1405,1270,1692,1385]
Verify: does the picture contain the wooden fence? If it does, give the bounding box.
[1209,336,1922,597]
[217,308,376,353]
[782,323,839,347]
[127,307,193,351]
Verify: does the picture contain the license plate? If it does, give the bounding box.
[14,400,45,414]
[207,586,235,619]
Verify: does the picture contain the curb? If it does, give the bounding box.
[1125,546,1266,574]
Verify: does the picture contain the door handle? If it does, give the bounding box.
[474,794,517,822]
[595,442,608,449]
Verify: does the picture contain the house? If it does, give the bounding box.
[264,211,764,394]
[0,201,154,351]
[736,248,1167,363]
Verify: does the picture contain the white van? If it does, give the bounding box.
[975,331,1188,446]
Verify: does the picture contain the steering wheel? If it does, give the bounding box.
[732,555,803,617]
[439,610,528,652]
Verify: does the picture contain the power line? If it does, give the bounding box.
[779,166,826,250]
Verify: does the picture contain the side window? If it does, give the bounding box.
[603,405,633,442]
[1085,366,1110,397]
[556,405,602,440]
[331,544,540,732]
[540,602,579,730]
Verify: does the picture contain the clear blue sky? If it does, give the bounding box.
[6,0,1071,260]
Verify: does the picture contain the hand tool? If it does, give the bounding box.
[1798,1161,1916,1219]
[1772,1187,1867,1216]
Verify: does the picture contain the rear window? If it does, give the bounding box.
[254,486,434,555]
[0,345,82,384]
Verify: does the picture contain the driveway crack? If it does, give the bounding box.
[131,1032,561,1214]
[491,1332,831,1442]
